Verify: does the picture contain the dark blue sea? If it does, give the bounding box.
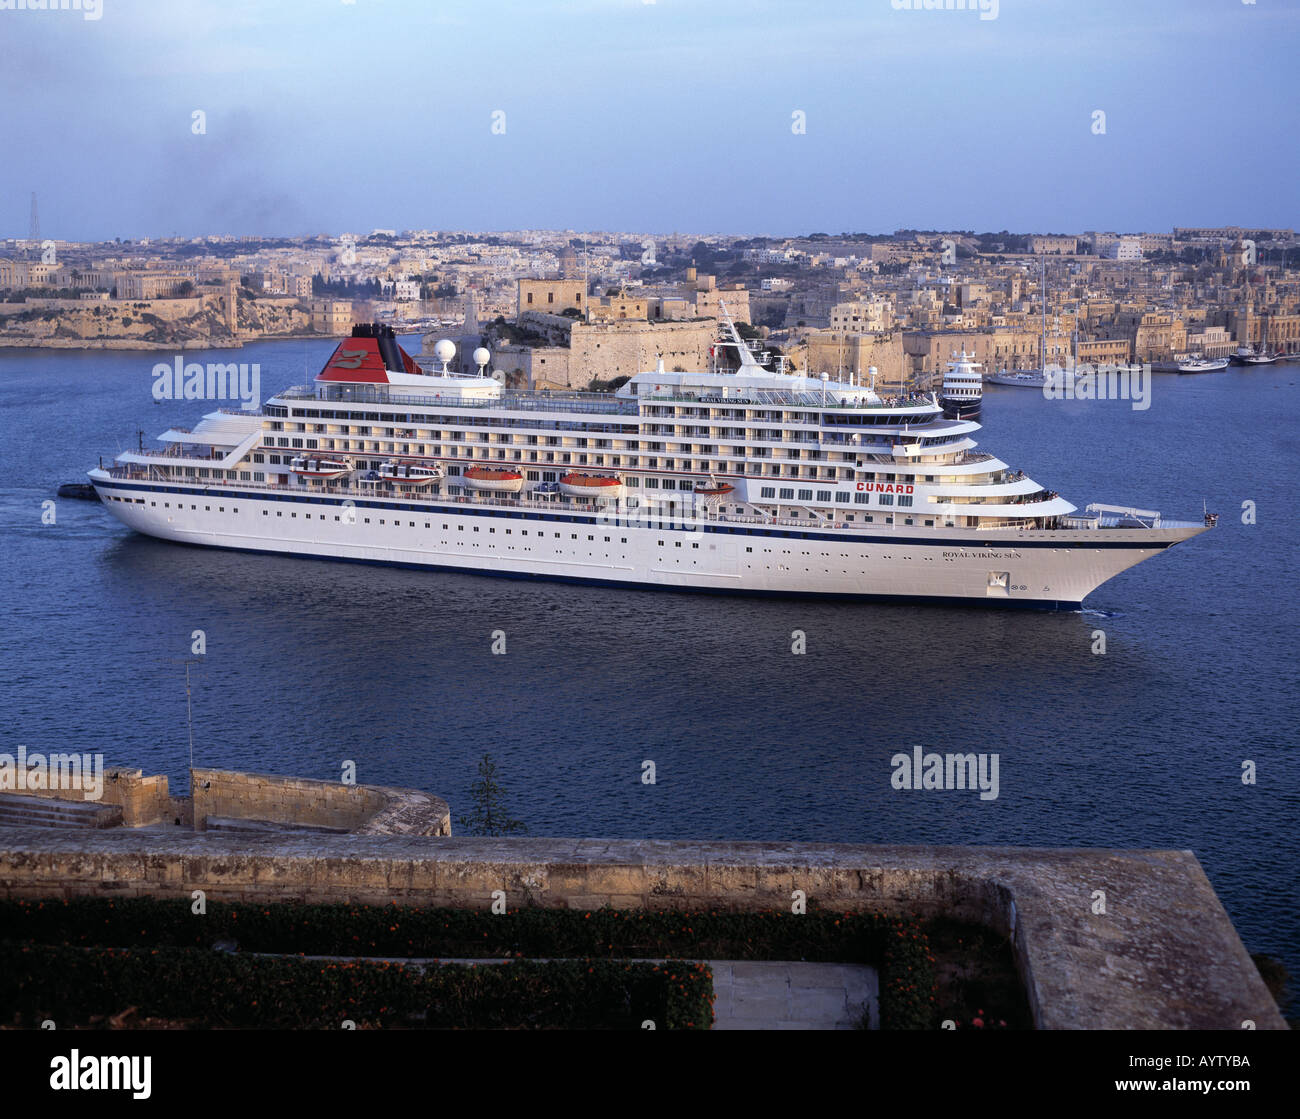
[1,340,1296,989]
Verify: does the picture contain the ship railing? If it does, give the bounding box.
[274,384,640,417]
[124,448,224,460]
[643,390,935,411]
[92,469,875,530]
[973,518,1039,530]
[718,513,852,529]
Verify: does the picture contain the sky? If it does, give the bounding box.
[1,0,1297,240]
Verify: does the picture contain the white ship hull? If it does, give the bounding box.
[87,474,1207,609]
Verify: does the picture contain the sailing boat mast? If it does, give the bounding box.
[1040,255,1047,371]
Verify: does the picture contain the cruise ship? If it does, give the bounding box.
[87,316,1214,609]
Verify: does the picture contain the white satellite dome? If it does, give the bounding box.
[473,346,491,367]
[432,339,456,368]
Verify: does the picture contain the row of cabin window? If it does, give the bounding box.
[759,485,913,507]
[149,498,936,531]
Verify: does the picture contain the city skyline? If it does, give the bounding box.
[2,0,1297,241]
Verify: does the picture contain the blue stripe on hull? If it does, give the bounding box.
[127,533,1085,612]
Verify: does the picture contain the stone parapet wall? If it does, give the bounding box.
[0,767,176,828]
[190,769,450,836]
[0,834,1281,1030]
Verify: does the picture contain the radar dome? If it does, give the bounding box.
[473,346,491,367]
[433,339,456,363]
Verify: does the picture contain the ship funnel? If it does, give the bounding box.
[351,322,406,372]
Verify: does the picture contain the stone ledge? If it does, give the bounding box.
[0,832,1282,1030]
[190,769,450,836]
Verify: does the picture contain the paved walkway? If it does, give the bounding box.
[709,961,878,1030]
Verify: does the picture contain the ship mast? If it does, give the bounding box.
[716,300,761,371]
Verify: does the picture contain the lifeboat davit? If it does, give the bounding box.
[559,472,624,500]
[463,466,524,493]
[290,456,353,479]
[380,460,444,486]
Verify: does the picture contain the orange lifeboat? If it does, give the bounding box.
[463,466,524,493]
[694,479,735,498]
[559,472,624,500]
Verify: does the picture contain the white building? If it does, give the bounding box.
[1106,237,1143,261]
[744,248,793,264]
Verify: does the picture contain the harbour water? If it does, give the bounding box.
[1,341,1296,990]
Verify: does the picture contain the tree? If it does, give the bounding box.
[585,374,630,392]
[456,754,526,836]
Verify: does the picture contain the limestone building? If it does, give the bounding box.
[311,299,354,335]
[517,278,585,316]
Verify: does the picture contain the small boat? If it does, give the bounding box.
[57,482,100,501]
[379,460,444,485]
[694,477,736,499]
[984,369,1049,388]
[290,456,353,479]
[1176,354,1229,373]
[1230,345,1257,366]
[558,472,624,499]
[462,466,524,493]
[938,351,983,420]
[1244,347,1281,366]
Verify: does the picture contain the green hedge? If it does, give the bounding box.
[0,943,712,1030]
[0,898,937,1029]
